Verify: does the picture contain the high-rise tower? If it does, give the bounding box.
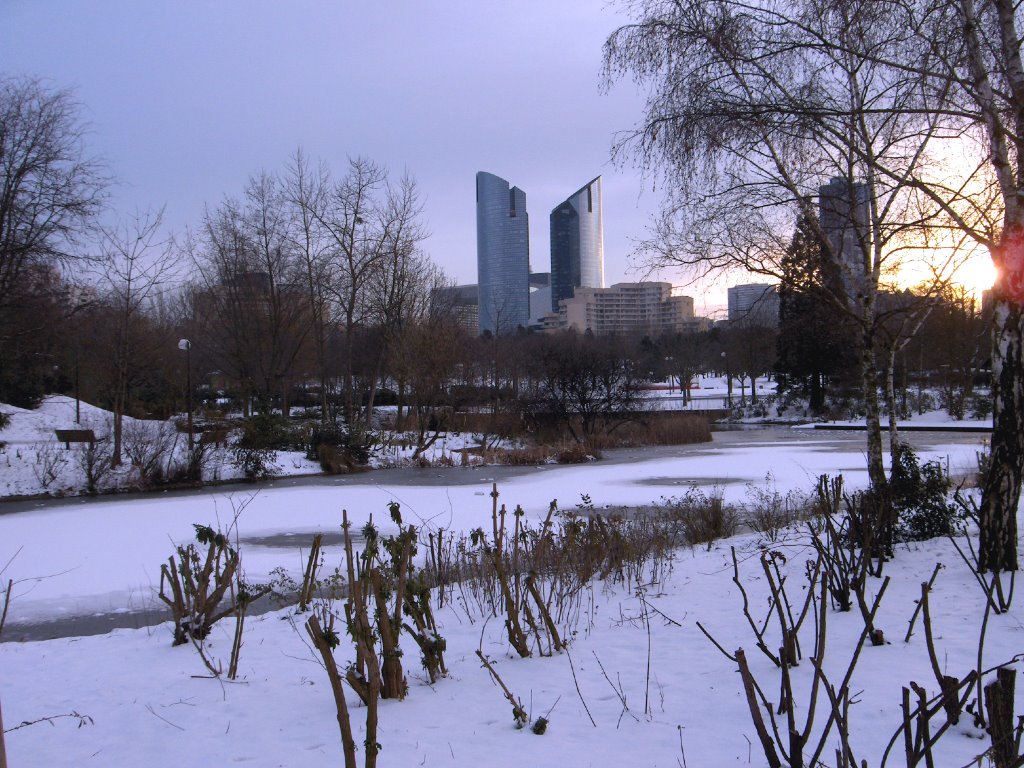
[476,171,530,334]
[818,177,869,303]
[550,176,604,311]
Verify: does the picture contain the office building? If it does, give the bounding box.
[476,171,530,334]
[555,282,707,335]
[550,176,605,311]
[818,177,870,302]
[431,284,479,334]
[727,283,779,327]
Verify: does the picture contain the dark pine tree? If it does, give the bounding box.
[776,212,857,413]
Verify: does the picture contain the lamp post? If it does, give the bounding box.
[178,339,193,451]
[721,351,732,408]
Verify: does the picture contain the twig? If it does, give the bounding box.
[144,704,183,731]
[592,651,639,725]
[5,710,94,734]
[695,620,737,662]
[565,647,597,727]
[475,649,528,726]
[905,563,943,643]
[0,579,11,641]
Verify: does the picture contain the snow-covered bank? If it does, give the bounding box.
[2,519,1020,767]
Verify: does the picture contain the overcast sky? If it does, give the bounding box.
[5,2,740,308]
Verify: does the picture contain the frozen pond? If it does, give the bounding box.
[1,425,988,641]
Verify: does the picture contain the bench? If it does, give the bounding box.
[54,429,96,449]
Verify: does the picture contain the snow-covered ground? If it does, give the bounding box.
[2,391,1016,766]
[2,493,1020,766]
[0,396,497,499]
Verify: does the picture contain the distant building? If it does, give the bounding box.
[555,282,708,335]
[550,176,605,311]
[727,283,779,327]
[431,284,479,334]
[476,171,530,335]
[819,177,870,302]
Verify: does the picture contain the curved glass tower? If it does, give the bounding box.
[550,176,604,311]
[476,171,530,335]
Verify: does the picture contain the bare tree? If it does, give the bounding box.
[881,0,1024,573]
[0,77,107,313]
[304,158,430,430]
[96,209,178,466]
[604,0,973,490]
[284,149,335,420]
[189,175,313,415]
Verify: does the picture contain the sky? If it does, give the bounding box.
[1,1,738,312]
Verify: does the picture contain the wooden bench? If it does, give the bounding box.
[54,429,96,449]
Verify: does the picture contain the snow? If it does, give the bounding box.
[2,504,1021,766]
[2,394,1017,767]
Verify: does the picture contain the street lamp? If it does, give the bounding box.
[178,339,193,451]
[721,351,732,408]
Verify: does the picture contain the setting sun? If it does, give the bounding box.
[959,254,998,299]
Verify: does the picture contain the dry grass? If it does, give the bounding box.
[480,443,601,465]
[587,413,712,449]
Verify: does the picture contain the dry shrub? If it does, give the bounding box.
[661,485,738,547]
[742,473,816,542]
[316,444,350,474]
[482,443,601,466]
[597,413,712,448]
[448,410,525,438]
[553,442,597,463]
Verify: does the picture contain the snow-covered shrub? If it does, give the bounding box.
[889,442,961,542]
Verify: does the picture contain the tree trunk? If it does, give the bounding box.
[979,296,1023,572]
[0,695,8,768]
[860,329,887,491]
[884,345,901,453]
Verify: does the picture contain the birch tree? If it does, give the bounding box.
[604,0,974,490]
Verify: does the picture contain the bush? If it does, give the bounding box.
[743,474,813,542]
[232,445,278,481]
[306,422,374,469]
[662,485,738,548]
[890,442,961,541]
[970,394,992,420]
[237,413,303,451]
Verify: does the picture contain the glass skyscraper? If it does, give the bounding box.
[818,177,870,303]
[550,176,604,312]
[476,171,530,335]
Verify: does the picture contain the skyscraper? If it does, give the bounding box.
[818,177,869,302]
[476,171,530,334]
[727,283,779,327]
[550,176,604,311]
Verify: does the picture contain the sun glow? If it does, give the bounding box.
[954,254,997,300]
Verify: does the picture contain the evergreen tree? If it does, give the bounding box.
[776,212,856,413]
